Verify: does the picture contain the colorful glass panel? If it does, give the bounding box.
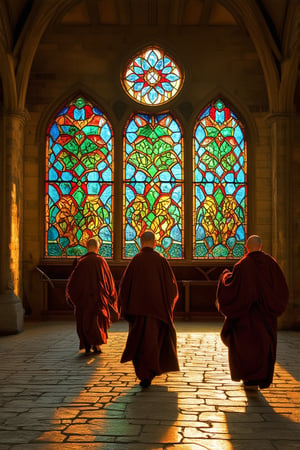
[124,113,183,258]
[45,96,113,257]
[193,99,247,258]
[122,46,183,105]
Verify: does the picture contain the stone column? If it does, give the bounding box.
[266,113,293,327]
[0,112,27,334]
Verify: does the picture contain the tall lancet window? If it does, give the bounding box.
[45,96,114,257]
[123,112,184,258]
[193,99,247,258]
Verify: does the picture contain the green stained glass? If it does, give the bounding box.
[124,113,183,258]
[193,99,247,258]
[45,96,113,257]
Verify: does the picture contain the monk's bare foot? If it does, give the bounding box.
[140,379,152,388]
[92,345,102,354]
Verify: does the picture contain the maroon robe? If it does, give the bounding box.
[118,247,180,380]
[217,251,289,388]
[66,252,119,350]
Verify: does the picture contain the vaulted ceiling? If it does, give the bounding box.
[0,0,299,111]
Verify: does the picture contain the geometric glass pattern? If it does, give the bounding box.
[193,98,247,258]
[45,96,113,257]
[123,112,184,258]
[121,46,183,106]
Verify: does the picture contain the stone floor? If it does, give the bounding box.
[0,319,299,450]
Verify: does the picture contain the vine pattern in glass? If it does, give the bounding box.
[122,46,183,105]
[45,96,113,257]
[124,112,183,258]
[193,98,247,258]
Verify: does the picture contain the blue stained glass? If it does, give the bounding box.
[127,73,139,82]
[234,147,241,157]
[236,187,245,203]
[50,123,59,140]
[215,110,225,124]
[159,172,171,181]
[237,170,244,182]
[87,172,99,181]
[141,59,150,71]
[99,226,111,240]
[49,168,58,180]
[133,82,144,92]
[166,73,179,82]
[101,123,112,142]
[127,121,138,133]
[161,82,173,92]
[74,108,85,120]
[48,227,59,240]
[234,125,243,143]
[149,89,158,102]
[125,224,136,240]
[58,106,68,115]
[216,165,224,177]
[148,51,158,66]
[225,173,234,182]
[162,237,172,247]
[135,171,146,182]
[87,182,100,195]
[171,186,182,202]
[102,167,112,181]
[141,86,151,96]
[60,183,72,195]
[101,185,112,203]
[161,183,172,193]
[125,186,135,202]
[52,143,62,156]
[162,66,172,74]
[236,225,245,240]
[155,59,163,70]
[48,185,59,203]
[225,183,235,195]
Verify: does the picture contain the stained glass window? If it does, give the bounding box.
[121,46,183,105]
[45,96,113,257]
[124,112,183,258]
[193,99,247,258]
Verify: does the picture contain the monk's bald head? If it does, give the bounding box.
[140,230,155,248]
[246,235,262,253]
[86,238,100,253]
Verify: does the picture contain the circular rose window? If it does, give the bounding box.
[121,46,184,105]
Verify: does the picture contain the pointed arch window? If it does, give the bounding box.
[193,98,247,258]
[45,96,114,257]
[123,112,184,258]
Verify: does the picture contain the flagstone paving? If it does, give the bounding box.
[0,320,299,450]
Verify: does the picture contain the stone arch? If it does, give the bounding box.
[279,0,300,111]
[14,0,80,111]
[36,85,116,146]
[218,0,280,112]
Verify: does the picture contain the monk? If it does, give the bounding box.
[66,237,119,355]
[216,235,289,390]
[118,230,180,388]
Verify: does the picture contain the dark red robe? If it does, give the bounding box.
[66,252,119,350]
[118,247,180,380]
[217,250,289,388]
